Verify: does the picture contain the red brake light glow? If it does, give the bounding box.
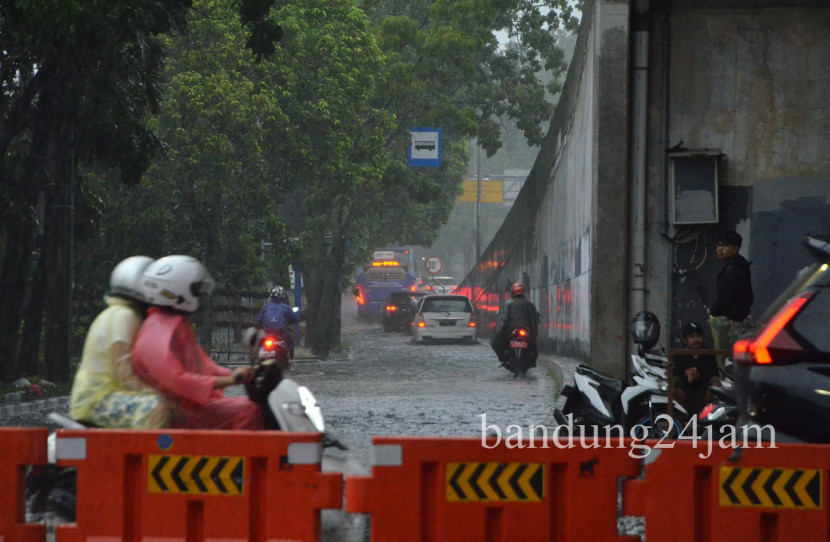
[734,291,814,364]
[263,338,277,351]
[698,403,715,420]
[386,305,396,312]
[517,329,527,337]
[417,315,426,328]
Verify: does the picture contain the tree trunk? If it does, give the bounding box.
[0,220,35,382]
[305,236,348,358]
[17,244,46,376]
[42,110,75,382]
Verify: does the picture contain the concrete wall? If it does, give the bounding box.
[656,2,830,345]
[462,0,830,376]
[461,0,632,378]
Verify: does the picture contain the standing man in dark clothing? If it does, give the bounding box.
[709,230,754,368]
[490,283,540,366]
[673,322,720,415]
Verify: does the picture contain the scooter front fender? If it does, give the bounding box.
[572,372,614,420]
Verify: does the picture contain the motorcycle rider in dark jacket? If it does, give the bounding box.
[256,286,299,358]
[490,283,540,365]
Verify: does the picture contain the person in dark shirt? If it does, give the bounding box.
[673,322,720,415]
[709,230,753,368]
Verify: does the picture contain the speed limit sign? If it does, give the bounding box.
[425,256,443,274]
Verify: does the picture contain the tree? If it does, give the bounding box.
[0,0,284,382]
[260,0,394,355]
[0,0,191,382]
[72,0,295,348]
[294,0,579,355]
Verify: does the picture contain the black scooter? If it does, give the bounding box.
[500,327,535,378]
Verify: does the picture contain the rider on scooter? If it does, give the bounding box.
[69,256,171,428]
[490,283,539,366]
[256,285,299,359]
[131,255,263,430]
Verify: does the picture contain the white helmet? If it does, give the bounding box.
[109,256,154,303]
[141,255,215,313]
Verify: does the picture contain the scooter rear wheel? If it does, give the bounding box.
[630,407,682,439]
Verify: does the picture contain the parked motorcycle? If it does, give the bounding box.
[696,363,738,434]
[500,327,535,378]
[553,312,688,438]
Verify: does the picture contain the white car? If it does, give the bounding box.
[411,294,477,343]
[424,276,457,294]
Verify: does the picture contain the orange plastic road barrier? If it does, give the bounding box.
[624,440,829,541]
[54,429,342,542]
[0,427,48,542]
[347,435,642,541]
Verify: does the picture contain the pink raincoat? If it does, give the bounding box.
[131,307,262,430]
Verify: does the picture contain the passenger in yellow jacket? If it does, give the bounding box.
[69,256,170,429]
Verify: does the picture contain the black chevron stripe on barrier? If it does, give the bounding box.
[446,462,544,502]
[719,467,821,509]
[148,454,245,496]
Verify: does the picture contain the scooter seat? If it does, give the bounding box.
[576,364,623,394]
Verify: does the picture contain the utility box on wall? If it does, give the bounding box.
[669,150,721,225]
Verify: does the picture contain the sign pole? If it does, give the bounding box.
[475,142,481,259]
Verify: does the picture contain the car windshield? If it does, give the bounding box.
[421,298,471,313]
[755,262,827,326]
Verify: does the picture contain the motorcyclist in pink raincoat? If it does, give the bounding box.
[131,255,263,430]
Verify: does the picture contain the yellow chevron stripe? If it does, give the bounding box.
[219,457,242,495]
[445,462,544,502]
[517,464,543,502]
[751,469,774,508]
[719,467,822,509]
[479,462,500,501]
[794,470,820,509]
[772,468,795,508]
[497,463,520,501]
[202,457,221,494]
[459,463,478,501]
[147,455,245,496]
[179,456,200,493]
[731,467,753,506]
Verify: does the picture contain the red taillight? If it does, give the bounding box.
[468,319,476,328]
[263,337,277,351]
[698,403,715,420]
[417,315,426,328]
[517,329,527,337]
[386,305,397,312]
[355,287,365,305]
[410,285,416,292]
[734,291,814,365]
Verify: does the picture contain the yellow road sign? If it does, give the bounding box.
[719,467,821,509]
[446,462,544,502]
[148,454,245,496]
[458,180,503,203]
